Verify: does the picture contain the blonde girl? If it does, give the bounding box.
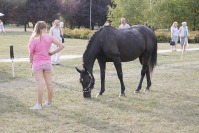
[29,21,64,110]
[170,22,178,51]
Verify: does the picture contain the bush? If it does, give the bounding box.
[63,28,95,40]
[155,30,199,43]
[155,31,171,43]
[63,27,199,43]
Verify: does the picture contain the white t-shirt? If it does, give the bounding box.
[60,22,64,28]
[170,26,178,36]
[119,24,130,29]
[49,27,62,41]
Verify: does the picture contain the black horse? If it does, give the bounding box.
[76,25,157,98]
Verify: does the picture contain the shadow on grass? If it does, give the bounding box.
[56,107,133,133]
[0,93,62,129]
[0,70,13,83]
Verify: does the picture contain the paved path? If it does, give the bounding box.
[0,48,199,63]
[157,48,199,53]
[0,55,82,63]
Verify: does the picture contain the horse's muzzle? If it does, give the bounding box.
[83,92,91,98]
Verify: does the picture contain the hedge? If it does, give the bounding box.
[63,28,199,43]
[155,31,199,43]
[63,28,95,40]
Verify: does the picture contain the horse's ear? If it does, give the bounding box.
[75,67,81,73]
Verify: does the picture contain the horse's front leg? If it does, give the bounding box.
[96,60,106,97]
[112,57,125,97]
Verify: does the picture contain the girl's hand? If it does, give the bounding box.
[49,52,53,56]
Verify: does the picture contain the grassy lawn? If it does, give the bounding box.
[0,27,199,133]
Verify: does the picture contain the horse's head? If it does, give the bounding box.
[76,67,95,98]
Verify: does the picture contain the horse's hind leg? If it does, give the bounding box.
[134,57,149,93]
[96,60,106,97]
[112,57,125,97]
[145,67,151,91]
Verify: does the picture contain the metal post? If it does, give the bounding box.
[12,58,15,77]
[90,0,92,30]
[10,45,15,77]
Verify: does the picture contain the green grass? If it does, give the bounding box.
[0,26,199,133]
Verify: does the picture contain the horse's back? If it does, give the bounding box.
[95,25,156,62]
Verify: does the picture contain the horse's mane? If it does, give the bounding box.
[83,27,107,67]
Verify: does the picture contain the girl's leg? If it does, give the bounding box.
[43,71,53,103]
[34,71,44,104]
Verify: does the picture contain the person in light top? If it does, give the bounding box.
[50,20,64,65]
[170,22,178,51]
[179,22,188,51]
[0,20,5,33]
[119,18,130,29]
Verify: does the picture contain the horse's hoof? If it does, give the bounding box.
[134,90,140,94]
[119,93,125,97]
[96,93,102,97]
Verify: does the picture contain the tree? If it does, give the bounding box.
[61,0,111,29]
[108,0,149,27]
[15,0,62,31]
[0,0,27,24]
[108,0,199,30]
[61,0,81,28]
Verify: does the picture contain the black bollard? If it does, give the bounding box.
[10,45,14,59]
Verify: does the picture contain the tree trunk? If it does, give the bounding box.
[32,22,35,29]
[24,22,27,32]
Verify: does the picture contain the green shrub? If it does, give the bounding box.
[63,28,199,43]
[155,31,171,43]
[155,30,199,43]
[63,28,95,40]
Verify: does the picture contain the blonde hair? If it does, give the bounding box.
[31,21,47,39]
[121,18,126,23]
[182,22,187,25]
[172,22,178,27]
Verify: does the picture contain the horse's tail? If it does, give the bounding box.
[149,37,157,73]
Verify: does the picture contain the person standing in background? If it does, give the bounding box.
[119,18,130,29]
[50,20,63,65]
[103,21,110,27]
[179,22,188,51]
[0,20,5,34]
[170,22,178,51]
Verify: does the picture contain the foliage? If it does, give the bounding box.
[0,0,62,31]
[62,27,199,43]
[108,0,199,30]
[155,30,199,43]
[63,27,95,39]
[22,0,62,25]
[108,0,149,27]
[61,0,111,29]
